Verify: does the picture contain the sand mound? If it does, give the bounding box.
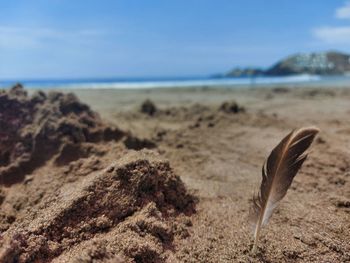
[219,101,245,114]
[0,150,195,262]
[140,99,157,116]
[0,84,125,185]
[0,86,195,262]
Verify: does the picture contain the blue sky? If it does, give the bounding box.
[1,0,350,79]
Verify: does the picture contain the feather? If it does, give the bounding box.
[250,127,319,252]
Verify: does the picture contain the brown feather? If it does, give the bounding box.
[250,127,319,251]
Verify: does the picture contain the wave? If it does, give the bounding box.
[2,74,349,90]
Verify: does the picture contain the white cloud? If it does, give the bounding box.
[0,26,106,49]
[312,2,350,44]
[313,26,350,44]
[336,1,350,19]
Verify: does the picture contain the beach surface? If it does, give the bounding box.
[1,85,349,262]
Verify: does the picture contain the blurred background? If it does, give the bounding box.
[1,0,350,88]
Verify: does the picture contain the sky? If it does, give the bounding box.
[1,0,350,79]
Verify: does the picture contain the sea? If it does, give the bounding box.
[1,74,350,89]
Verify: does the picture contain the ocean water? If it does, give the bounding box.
[1,74,350,89]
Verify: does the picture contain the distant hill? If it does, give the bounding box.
[224,67,264,77]
[225,51,350,77]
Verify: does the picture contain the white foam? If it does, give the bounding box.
[45,74,322,90]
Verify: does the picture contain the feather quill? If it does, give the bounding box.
[250,127,319,252]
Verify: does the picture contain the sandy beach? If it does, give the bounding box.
[0,85,349,262]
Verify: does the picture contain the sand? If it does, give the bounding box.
[1,84,349,262]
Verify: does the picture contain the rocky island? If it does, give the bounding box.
[225,51,350,77]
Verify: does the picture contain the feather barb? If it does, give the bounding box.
[250,127,319,252]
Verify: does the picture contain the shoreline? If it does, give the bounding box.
[2,73,350,91]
